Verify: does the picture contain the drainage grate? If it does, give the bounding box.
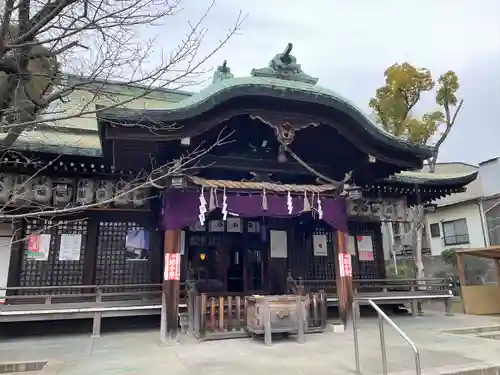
[442,366,500,375]
[443,326,500,335]
[443,326,500,341]
[0,361,47,374]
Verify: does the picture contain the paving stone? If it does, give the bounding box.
[0,312,499,375]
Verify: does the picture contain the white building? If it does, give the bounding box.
[424,162,487,256]
[383,160,496,260]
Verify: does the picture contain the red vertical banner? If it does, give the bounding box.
[339,253,352,277]
[164,253,181,281]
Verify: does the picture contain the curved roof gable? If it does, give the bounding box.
[98,43,436,160]
[388,170,479,186]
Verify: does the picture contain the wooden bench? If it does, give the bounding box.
[353,278,454,316]
[0,283,188,336]
[289,277,453,315]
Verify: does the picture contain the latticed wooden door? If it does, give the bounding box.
[349,222,386,280]
[20,218,87,293]
[95,220,154,287]
[287,218,337,283]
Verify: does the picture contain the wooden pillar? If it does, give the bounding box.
[160,229,181,344]
[82,217,99,286]
[336,231,353,327]
[6,219,24,295]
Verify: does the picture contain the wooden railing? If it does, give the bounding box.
[296,279,337,296]
[304,290,327,332]
[188,289,327,341]
[189,292,247,340]
[0,282,186,307]
[353,278,453,295]
[286,278,452,297]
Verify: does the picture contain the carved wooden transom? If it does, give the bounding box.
[249,112,320,147]
[278,122,294,145]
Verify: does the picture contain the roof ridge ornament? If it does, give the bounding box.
[250,43,319,85]
[212,60,234,83]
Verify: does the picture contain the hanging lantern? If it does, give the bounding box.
[424,203,437,213]
[346,185,363,200]
[0,173,14,204]
[11,175,34,205]
[394,198,408,221]
[114,179,132,206]
[369,200,383,215]
[360,200,371,216]
[75,179,95,205]
[53,183,73,206]
[33,176,52,204]
[346,200,361,217]
[170,175,187,189]
[96,180,113,206]
[382,200,395,219]
[132,185,150,207]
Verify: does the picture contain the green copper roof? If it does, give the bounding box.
[385,170,479,186]
[98,43,436,158]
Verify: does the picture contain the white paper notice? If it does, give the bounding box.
[313,234,328,256]
[270,230,288,258]
[357,235,374,261]
[59,234,82,261]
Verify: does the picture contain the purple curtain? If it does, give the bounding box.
[162,189,348,232]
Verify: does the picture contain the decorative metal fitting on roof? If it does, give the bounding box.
[212,60,234,83]
[250,43,319,85]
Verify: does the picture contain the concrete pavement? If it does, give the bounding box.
[1,312,500,375]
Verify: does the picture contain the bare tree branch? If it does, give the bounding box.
[1,0,245,149]
[0,127,234,219]
[0,0,245,231]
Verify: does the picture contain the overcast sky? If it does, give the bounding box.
[161,0,500,165]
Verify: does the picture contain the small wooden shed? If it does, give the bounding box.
[457,246,500,315]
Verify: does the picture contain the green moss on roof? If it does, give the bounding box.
[3,129,102,156]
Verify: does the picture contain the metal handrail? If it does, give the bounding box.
[352,299,421,375]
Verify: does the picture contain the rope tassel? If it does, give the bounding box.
[262,188,268,211]
[303,190,311,212]
[221,187,228,221]
[198,186,207,225]
[209,188,215,211]
[317,192,323,220]
[286,191,293,214]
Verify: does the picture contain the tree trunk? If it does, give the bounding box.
[414,224,424,278]
[412,192,425,314]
